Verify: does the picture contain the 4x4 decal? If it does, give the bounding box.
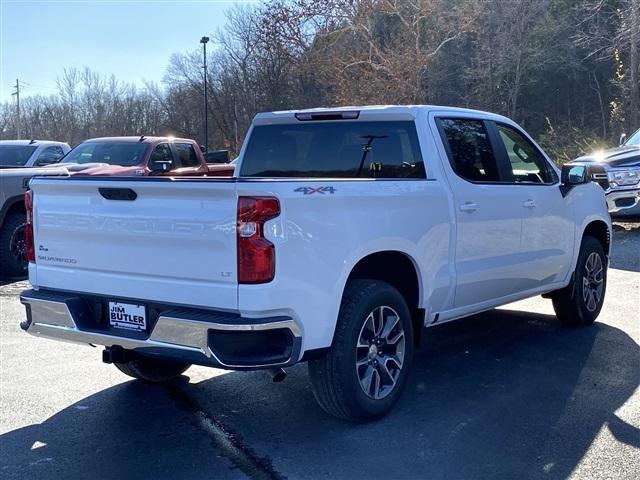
[294,186,336,195]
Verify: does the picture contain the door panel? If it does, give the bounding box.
[434,117,526,308]
[519,186,574,287]
[453,184,525,307]
[491,122,574,288]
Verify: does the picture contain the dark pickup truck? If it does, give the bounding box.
[66,136,235,177]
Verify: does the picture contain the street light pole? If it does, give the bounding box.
[200,36,210,151]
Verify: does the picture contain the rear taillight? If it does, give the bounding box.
[24,190,35,263]
[237,196,280,284]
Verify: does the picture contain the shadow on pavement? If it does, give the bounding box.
[610,221,640,272]
[2,309,637,479]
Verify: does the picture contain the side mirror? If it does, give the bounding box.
[205,150,230,164]
[35,156,60,166]
[149,160,173,175]
[561,164,588,185]
[560,164,589,197]
[619,133,627,146]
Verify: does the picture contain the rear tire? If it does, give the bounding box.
[308,280,414,422]
[551,236,607,326]
[0,213,28,278]
[114,356,190,383]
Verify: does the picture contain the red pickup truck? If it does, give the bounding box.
[64,136,235,176]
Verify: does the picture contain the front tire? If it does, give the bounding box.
[551,236,607,326]
[308,280,414,422]
[114,356,190,383]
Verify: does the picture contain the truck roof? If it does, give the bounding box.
[84,136,195,145]
[0,139,69,146]
[253,105,512,125]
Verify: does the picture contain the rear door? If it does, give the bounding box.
[434,116,526,308]
[31,178,238,309]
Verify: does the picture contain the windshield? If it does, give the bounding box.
[65,142,149,166]
[0,145,37,167]
[625,129,640,146]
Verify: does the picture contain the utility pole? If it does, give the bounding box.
[200,36,210,150]
[11,78,21,139]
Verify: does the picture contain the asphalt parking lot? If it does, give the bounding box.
[1,222,638,480]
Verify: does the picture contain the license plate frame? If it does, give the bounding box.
[108,301,147,332]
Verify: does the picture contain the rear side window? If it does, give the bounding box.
[174,143,200,168]
[240,121,425,179]
[437,118,500,182]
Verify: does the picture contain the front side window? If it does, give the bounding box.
[0,145,37,167]
[496,124,556,184]
[240,121,425,179]
[174,143,200,168]
[65,142,148,166]
[35,146,65,166]
[149,144,174,171]
[437,118,500,182]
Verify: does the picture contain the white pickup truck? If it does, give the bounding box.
[20,106,611,421]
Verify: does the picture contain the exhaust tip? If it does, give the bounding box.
[266,368,287,383]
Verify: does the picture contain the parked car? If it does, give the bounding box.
[0,140,70,168]
[20,106,610,421]
[64,136,235,176]
[0,166,69,277]
[569,129,640,217]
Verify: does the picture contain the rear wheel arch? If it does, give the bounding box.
[344,250,424,346]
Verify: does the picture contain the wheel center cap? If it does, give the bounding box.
[368,344,378,359]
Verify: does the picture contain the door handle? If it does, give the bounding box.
[523,199,536,209]
[459,202,478,213]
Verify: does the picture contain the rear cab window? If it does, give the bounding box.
[239,121,425,179]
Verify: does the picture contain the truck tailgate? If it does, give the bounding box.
[30,178,238,310]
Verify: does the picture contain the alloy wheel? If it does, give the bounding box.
[9,224,27,265]
[582,252,604,312]
[355,306,405,400]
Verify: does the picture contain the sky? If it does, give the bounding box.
[0,0,256,102]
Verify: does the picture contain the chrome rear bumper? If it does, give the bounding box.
[20,289,302,369]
